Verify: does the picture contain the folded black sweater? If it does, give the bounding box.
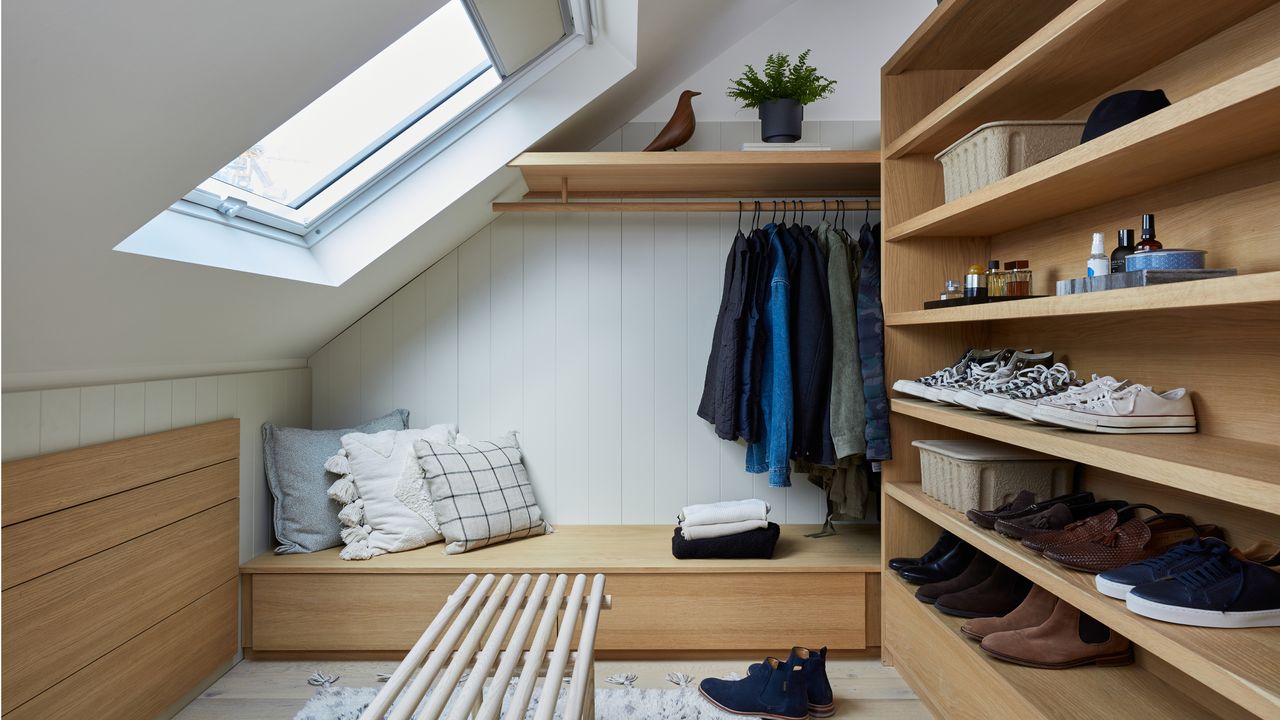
[671,522,780,560]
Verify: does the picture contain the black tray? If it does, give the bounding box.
[923,295,1047,310]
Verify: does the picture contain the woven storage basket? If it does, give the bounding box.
[935,121,1085,202]
[912,439,1074,512]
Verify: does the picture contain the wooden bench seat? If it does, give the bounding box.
[241,524,881,657]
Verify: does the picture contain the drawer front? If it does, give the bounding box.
[250,571,867,652]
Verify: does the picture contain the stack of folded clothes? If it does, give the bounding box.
[671,499,779,559]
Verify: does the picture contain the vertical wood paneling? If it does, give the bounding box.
[587,211,623,523]
[3,391,42,460]
[555,211,590,523]
[685,212,723,507]
[458,226,493,439]
[79,385,115,447]
[143,381,172,434]
[2,368,308,564]
[327,322,363,427]
[391,274,429,428]
[522,213,558,518]
[621,123,657,152]
[359,302,396,422]
[652,211,689,519]
[171,378,196,428]
[620,213,657,523]
[39,387,80,454]
[423,250,460,427]
[114,383,145,439]
[490,213,525,435]
[195,377,219,424]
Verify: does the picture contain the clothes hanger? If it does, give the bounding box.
[737,201,744,235]
[753,201,761,231]
[864,199,872,227]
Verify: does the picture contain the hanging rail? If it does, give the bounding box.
[492,200,882,213]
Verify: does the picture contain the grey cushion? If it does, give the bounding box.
[414,432,550,555]
[264,409,409,554]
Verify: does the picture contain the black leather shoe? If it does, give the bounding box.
[899,541,978,585]
[889,530,960,573]
[916,553,997,604]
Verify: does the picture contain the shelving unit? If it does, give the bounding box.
[880,2,1280,718]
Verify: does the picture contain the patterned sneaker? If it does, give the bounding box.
[953,351,1054,410]
[979,363,1078,417]
[928,349,1015,403]
[893,349,979,401]
[1019,375,1126,423]
[1033,384,1196,434]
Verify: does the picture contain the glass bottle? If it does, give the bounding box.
[1006,260,1032,296]
[1135,213,1162,253]
[964,264,987,298]
[986,260,1005,297]
[1111,229,1135,273]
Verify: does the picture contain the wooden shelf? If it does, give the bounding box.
[881,0,1072,75]
[885,482,1280,718]
[886,272,1280,326]
[884,0,1275,157]
[890,399,1280,516]
[885,59,1280,241]
[883,572,1217,720]
[507,151,880,199]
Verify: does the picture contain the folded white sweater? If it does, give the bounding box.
[679,498,770,528]
[680,518,769,541]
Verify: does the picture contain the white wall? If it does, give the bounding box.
[633,0,936,123]
[310,120,879,525]
[2,369,311,563]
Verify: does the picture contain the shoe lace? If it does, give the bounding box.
[1005,364,1077,399]
[1171,548,1246,611]
[1074,384,1144,412]
[1133,540,1207,570]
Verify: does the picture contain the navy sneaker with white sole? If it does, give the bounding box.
[1126,546,1280,628]
[1097,538,1280,599]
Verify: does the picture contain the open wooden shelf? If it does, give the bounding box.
[890,399,1280,515]
[881,0,1071,75]
[885,482,1280,718]
[885,59,1280,241]
[883,572,1219,720]
[884,0,1275,158]
[886,272,1280,326]
[507,151,880,199]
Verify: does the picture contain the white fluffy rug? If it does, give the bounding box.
[294,685,738,719]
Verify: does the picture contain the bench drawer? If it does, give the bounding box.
[248,571,869,652]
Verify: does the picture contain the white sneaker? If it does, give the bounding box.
[953,351,1054,410]
[977,363,1077,415]
[1033,384,1196,434]
[1017,375,1126,423]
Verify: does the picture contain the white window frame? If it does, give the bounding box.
[171,0,577,248]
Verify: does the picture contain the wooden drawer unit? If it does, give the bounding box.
[242,524,879,656]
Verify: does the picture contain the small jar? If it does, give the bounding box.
[1005,260,1032,296]
[940,279,963,300]
[964,264,987,298]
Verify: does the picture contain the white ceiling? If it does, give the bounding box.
[0,0,832,390]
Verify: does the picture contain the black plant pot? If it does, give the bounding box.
[759,99,803,143]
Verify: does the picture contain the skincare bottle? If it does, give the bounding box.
[1087,232,1110,277]
[964,264,987,298]
[1135,213,1162,253]
[1111,229,1135,273]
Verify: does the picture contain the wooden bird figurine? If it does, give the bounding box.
[643,90,700,151]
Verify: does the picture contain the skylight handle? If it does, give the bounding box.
[217,197,248,219]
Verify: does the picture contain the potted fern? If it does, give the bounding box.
[727,50,836,143]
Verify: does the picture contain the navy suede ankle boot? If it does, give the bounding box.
[699,657,809,720]
[747,647,834,717]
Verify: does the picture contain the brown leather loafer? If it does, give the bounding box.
[966,490,1094,529]
[1021,503,1159,553]
[935,564,1032,618]
[915,553,997,604]
[980,601,1133,669]
[1043,513,1200,573]
[961,585,1058,640]
[994,499,1128,539]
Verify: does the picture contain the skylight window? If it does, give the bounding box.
[182,0,571,239]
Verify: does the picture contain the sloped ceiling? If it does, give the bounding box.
[1,0,797,389]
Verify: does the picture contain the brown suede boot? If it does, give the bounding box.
[960,585,1058,640]
[980,600,1133,668]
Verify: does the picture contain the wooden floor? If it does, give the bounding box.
[173,657,929,719]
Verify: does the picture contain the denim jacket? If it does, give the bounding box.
[745,223,794,487]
